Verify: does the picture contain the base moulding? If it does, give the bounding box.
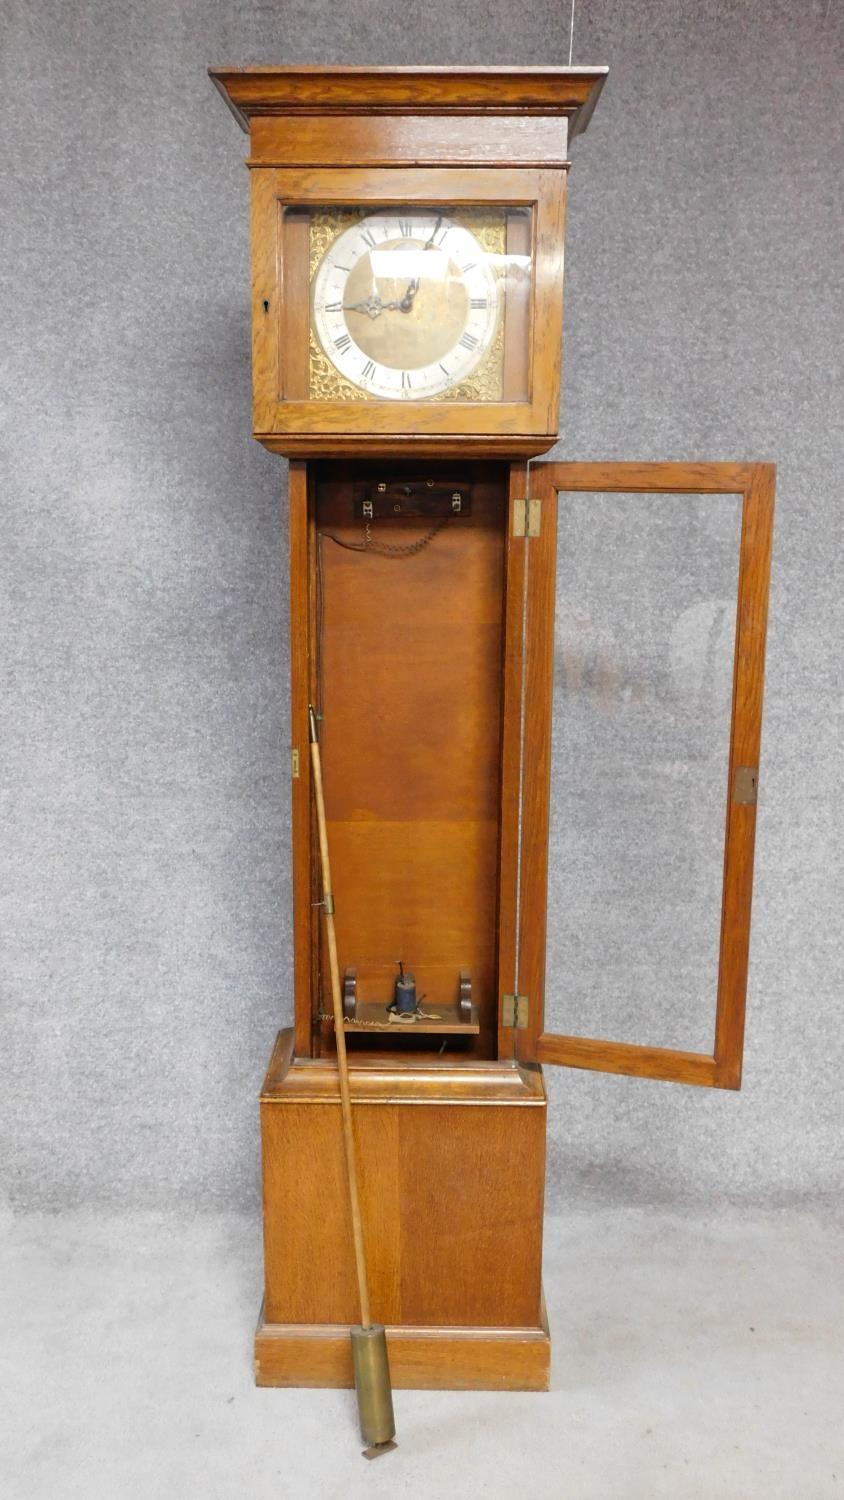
[255,1299,550,1391]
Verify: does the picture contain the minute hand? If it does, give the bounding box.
[397,217,444,311]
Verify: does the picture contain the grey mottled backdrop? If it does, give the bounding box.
[1,0,842,1215]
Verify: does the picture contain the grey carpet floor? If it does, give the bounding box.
[1,1205,841,1499]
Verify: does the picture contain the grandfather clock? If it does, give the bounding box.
[210,66,774,1392]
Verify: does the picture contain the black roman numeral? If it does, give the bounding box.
[361,360,376,379]
[469,298,487,310]
[360,228,376,249]
[461,261,477,274]
[398,219,413,239]
[324,302,343,312]
[401,371,412,390]
[459,332,479,351]
[334,333,352,353]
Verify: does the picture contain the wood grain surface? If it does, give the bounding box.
[312,462,507,1057]
[246,165,566,458]
[210,63,607,132]
[255,1306,550,1391]
[260,1032,546,1331]
[288,464,317,1057]
[248,114,572,168]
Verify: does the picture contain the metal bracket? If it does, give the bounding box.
[733,766,758,804]
[457,969,472,1024]
[354,477,472,520]
[502,993,529,1029]
[512,498,541,537]
[342,968,358,1021]
[291,748,300,779]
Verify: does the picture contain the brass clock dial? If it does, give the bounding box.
[310,211,501,401]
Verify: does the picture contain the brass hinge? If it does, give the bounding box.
[291,748,300,779]
[512,498,541,537]
[502,993,529,1028]
[733,765,758,804]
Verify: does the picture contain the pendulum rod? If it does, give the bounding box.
[309,703,370,1325]
[308,705,396,1455]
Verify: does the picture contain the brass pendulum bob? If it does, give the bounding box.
[350,1325,395,1453]
[308,705,397,1456]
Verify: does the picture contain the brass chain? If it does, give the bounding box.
[361,519,447,557]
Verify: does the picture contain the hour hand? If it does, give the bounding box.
[343,293,389,319]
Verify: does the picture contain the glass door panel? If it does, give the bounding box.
[510,463,775,1088]
[546,488,740,1054]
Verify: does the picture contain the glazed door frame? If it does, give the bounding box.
[501,461,775,1088]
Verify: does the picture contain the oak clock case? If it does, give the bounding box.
[209,67,775,1397]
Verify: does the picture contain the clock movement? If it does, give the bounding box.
[210,64,775,1420]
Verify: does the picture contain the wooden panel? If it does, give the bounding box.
[260,1032,546,1331]
[261,1097,366,1325]
[396,1103,544,1326]
[714,464,776,1087]
[497,464,529,1061]
[532,169,566,429]
[258,432,556,461]
[252,163,555,208]
[324,819,499,1015]
[249,170,279,435]
[535,461,761,494]
[317,508,504,824]
[249,114,570,168]
[314,463,507,1054]
[255,1311,550,1391]
[279,208,309,400]
[288,464,316,1057]
[514,461,775,1090]
[514,470,558,1064]
[535,1035,718,1087]
[261,399,549,439]
[260,1031,547,1104]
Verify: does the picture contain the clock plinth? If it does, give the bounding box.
[210,67,774,1415]
[255,1030,549,1391]
[254,1315,550,1393]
